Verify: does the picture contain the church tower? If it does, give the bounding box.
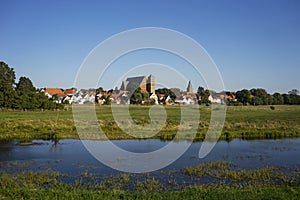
[186,80,193,93]
[147,75,155,94]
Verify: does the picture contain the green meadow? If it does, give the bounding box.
[0,105,299,140]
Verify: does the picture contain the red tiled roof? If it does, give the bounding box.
[44,88,66,97]
[64,89,76,95]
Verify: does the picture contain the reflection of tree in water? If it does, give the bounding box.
[49,139,62,153]
[0,140,14,161]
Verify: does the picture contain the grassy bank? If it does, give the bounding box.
[1,184,299,200]
[0,105,299,140]
[0,162,299,199]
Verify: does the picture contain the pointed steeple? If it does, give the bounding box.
[120,81,128,91]
[186,80,193,93]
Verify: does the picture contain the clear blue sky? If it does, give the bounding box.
[1,0,299,93]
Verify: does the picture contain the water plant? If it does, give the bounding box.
[0,169,299,199]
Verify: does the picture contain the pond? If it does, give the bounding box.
[0,138,300,183]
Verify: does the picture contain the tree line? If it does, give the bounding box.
[231,88,300,106]
[0,61,63,110]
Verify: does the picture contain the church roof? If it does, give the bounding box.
[126,76,146,85]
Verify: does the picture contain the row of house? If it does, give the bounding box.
[41,88,96,104]
[40,75,236,105]
[41,87,234,105]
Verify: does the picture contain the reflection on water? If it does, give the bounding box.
[0,138,299,178]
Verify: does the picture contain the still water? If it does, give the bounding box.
[0,138,299,179]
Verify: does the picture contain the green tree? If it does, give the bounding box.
[51,94,59,103]
[0,61,16,108]
[15,77,38,109]
[197,86,204,94]
[96,87,104,94]
[288,89,299,95]
[197,88,211,105]
[282,94,291,105]
[250,96,263,105]
[16,77,35,95]
[128,86,150,104]
[272,93,284,105]
[288,89,300,104]
[235,89,250,105]
[36,92,53,109]
[130,87,143,104]
[141,92,149,100]
[267,94,273,105]
[100,95,112,105]
[250,88,269,105]
[0,61,64,110]
[155,88,176,101]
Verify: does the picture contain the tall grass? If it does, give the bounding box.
[0,105,299,140]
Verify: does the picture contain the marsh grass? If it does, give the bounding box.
[0,164,299,199]
[183,161,279,186]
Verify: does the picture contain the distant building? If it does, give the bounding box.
[120,75,155,94]
[147,75,155,94]
[43,88,66,103]
[64,88,77,96]
[43,88,65,98]
[186,80,193,93]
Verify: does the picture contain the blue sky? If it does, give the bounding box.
[1,0,299,93]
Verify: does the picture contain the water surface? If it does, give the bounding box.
[1,138,299,180]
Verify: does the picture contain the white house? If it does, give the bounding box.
[176,95,195,105]
[149,93,159,104]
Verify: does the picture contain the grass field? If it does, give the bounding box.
[0,105,299,140]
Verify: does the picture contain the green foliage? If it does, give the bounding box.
[16,77,35,95]
[15,77,39,109]
[272,92,284,105]
[250,88,269,105]
[287,89,300,104]
[233,88,300,106]
[236,89,251,105]
[288,89,299,95]
[197,88,211,104]
[226,100,243,106]
[282,93,300,105]
[130,87,149,104]
[155,88,176,103]
[0,61,16,108]
[0,62,63,110]
[96,87,104,94]
[130,87,142,104]
[101,95,112,105]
